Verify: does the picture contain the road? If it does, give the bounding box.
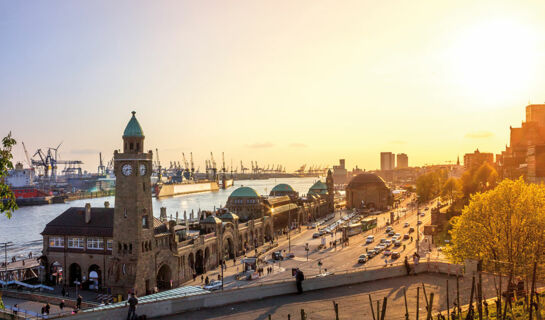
[185,194,443,289]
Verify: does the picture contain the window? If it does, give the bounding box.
[142,215,149,228]
[68,237,84,249]
[130,142,134,150]
[107,239,113,251]
[87,237,104,250]
[49,237,64,248]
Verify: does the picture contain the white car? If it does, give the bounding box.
[204,280,222,291]
[366,236,375,244]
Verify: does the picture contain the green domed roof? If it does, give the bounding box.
[271,184,294,192]
[220,211,239,220]
[123,111,144,137]
[229,186,259,198]
[202,215,222,224]
[309,181,328,195]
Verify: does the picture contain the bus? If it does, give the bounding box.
[346,223,363,236]
[361,217,378,231]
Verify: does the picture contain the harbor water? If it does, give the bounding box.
[0,177,319,259]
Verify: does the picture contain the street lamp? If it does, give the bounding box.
[1,241,12,283]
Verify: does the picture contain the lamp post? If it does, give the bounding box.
[416,197,420,254]
[1,242,12,283]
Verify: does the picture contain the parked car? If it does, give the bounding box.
[358,254,368,263]
[391,252,400,259]
[204,280,222,291]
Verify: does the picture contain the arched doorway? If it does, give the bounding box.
[49,261,62,285]
[88,264,101,288]
[223,237,235,259]
[195,250,204,274]
[156,264,172,290]
[188,253,195,275]
[69,263,82,286]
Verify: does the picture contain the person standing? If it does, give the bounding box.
[205,276,209,285]
[59,300,65,311]
[76,295,82,310]
[295,268,304,294]
[127,293,138,320]
[61,286,66,297]
[45,303,51,315]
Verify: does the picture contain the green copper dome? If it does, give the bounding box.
[271,183,294,192]
[229,186,259,198]
[123,111,144,137]
[309,180,328,195]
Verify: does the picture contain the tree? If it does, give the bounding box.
[445,178,545,278]
[416,169,448,202]
[0,132,17,218]
[460,162,498,200]
[441,177,461,204]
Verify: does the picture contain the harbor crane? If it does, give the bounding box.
[190,152,195,175]
[240,161,248,174]
[21,142,32,168]
[98,152,105,175]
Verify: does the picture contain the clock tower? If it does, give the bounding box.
[109,111,155,296]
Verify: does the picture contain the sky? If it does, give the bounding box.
[2,0,545,172]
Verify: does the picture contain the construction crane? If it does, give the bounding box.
[221,152,226,175]
[21,142,32,168]
[240,161,248,174]
[98,152,105,175]
[190,152,195,176]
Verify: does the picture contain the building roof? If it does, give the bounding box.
[123,111,144,137]
[309,181,328,195]
[202,215,222,224]
[347,173,388,189]
[271,183,294,192]
[41,207,114,237]
[229,186,259,198]
[220,211,239,220]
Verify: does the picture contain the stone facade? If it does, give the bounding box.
[346,173,393,211]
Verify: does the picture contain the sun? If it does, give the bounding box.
[447,19,538,102]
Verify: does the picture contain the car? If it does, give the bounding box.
[425,207,429,210]
[204,280,222,291]
[312,233,321,239]
[403,234,410,240]
[417,220,423,225]
[358,254,368,263]
[383,250,392,256]
[272,251,284,260]
[388,231,395,237]
[380,238,387,244]
[367,249,377,257]
[391,252,400,259]
[366,235,375,244]
[409,227,415,233]
[374,245,384,252]
[394,233,401,238]
[403,222,410,228]
[386,226,393,232]
[420,212,426,217]
[394,240,402,247]
[384,240,392,247]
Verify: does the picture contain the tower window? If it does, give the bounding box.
[130,142,134,150]
[142,215,149,228]
[129,243,133,254]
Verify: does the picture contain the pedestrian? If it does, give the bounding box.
[59,300,65,311]
[61,286,66,297]
[201,275,204,283]
[45,303,51,315]
[217,274,221,281]
[233,257,236,266]
[127,293,138,320]
[205,276,209,285]
[13,304,18,316]
[76,295,82,310]
[28,252,32,258]
[192,273,196,282]
[295,268,305,294]
[41,305,45,315]
[404,256,411,275]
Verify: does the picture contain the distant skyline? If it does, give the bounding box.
[2,0,545,172]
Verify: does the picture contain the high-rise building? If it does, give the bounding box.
[332,159,348,184]
[396,153,408,168]
[463,149,494,170]
[380,152,395,171]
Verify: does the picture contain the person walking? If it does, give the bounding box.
[201,275,204,283]
[127,293,138,320]
[76,295,82,310]
[205,276,209,285]
[295,268,305,294]
[59,300,65,311]
[61,286,66,297]
[45,303,51,315]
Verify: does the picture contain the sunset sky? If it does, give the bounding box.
[2,0,545,172]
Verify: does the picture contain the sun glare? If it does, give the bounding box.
[447,19,538,102]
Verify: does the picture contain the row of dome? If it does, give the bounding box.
[229,180,329,198]
[229,173,386,198]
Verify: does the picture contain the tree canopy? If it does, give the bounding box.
[445,178,545,277]
[0,133,17,218]
[416,168,448,202]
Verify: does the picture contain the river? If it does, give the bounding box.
[0,177,319,259]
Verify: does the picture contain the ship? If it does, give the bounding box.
[4,163,58,206]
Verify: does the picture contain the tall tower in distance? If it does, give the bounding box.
[109,111,156,296]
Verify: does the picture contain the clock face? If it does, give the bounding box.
[139,164,146,176]
[122,164,133,176]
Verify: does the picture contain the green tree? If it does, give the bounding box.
[0,133,18,218]
[445,178,545,278]
[441,177,462,204]
[416,168,448,202]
